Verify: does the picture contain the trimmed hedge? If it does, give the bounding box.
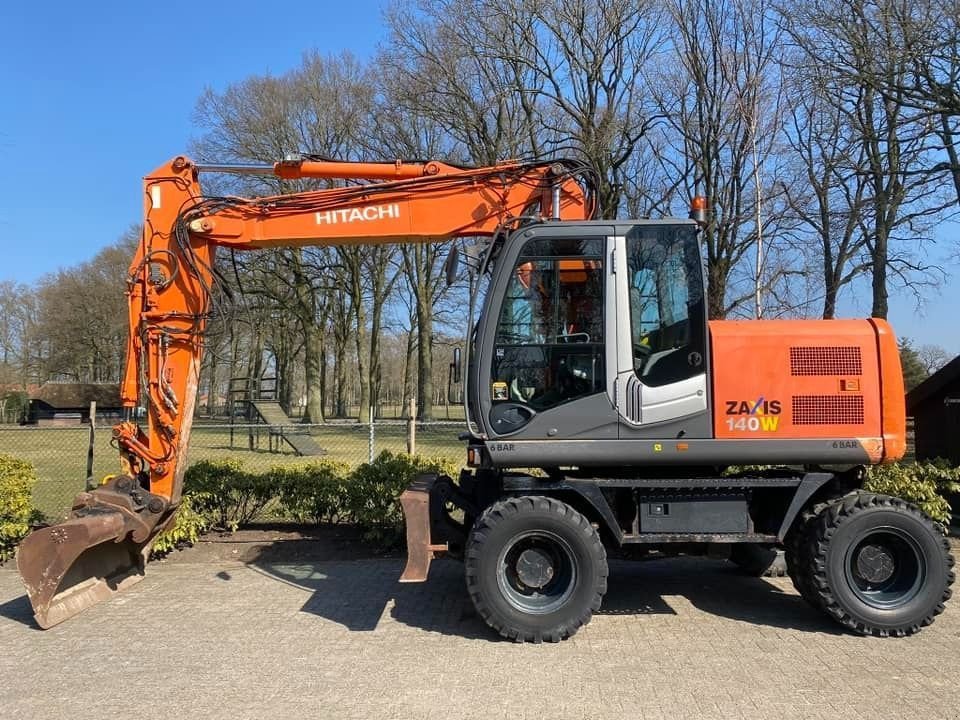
[344,451,459,545]
[178,450,459,547]
[0,453,42,561]
[727,460,960,526]
[184,458,276,531]
[10,452,954,559]
[273,460,352,525]
[864,460,960,525]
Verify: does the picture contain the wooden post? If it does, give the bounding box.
[406,397,417,456]
[85,401,97,489]
[368,406,375,462]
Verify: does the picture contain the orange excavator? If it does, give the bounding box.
[17,155,953,641]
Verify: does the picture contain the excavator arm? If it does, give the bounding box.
[16,154,589,628]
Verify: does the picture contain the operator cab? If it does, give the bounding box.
[467,220,710,467]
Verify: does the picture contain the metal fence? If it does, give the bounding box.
[1,416,919,522]
[0,419,466,521]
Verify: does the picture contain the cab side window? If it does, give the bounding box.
[627,227,705,387]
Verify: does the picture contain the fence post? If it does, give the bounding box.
[368,405,375,462]
[85,401,96,490]
[406,397,417,456]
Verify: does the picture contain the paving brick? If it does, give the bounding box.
[1,555,958,720]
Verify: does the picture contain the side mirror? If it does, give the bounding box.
[444,245,460,286]
[447,346,462,405]
[452,346,462,384]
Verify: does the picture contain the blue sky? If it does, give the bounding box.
[0,0,957,355]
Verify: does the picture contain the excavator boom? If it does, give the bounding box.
[17,155,589,628]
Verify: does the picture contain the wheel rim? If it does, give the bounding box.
[843,527,926,609]
[496,529,578,615]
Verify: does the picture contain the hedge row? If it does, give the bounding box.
[0,454,42,560]
[864,460,960,525]
[2,452,959,560]
[156,457,960,549]
[166,450,460,549]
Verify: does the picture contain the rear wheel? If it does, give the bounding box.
[806,492,954,636]
[465,496,607,642]
[785,500,835,610]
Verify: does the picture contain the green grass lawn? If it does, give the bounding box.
[0,421,466,520]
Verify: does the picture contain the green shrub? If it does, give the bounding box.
[346,450,459,547]
[865,460,960,525]
[0,453,42,561]
[152,495,210,557]
[274,460,351,524]
[183,459,274,530]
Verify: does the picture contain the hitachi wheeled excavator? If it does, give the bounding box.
[17,155,953,641]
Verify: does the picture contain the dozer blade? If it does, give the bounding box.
[16,509,148,629]
[399,474,454,583]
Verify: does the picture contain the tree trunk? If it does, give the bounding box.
[203,345,219,414]
[401,325,416,419]
[319,335,328,421]
[416,293,433,421]
[302,326,324,423]
[871,226,889,319]
[334,331,348,418]
[705,250,729,320]
[352,288,369,423]
[369,301,383,418]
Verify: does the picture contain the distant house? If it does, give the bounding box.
[906,356,960,466]
[27,383,122,426]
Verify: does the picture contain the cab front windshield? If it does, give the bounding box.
[489,237,605,412]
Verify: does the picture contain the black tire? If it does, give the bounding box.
[806,492,954,636]
[785,499,837,610]
[730,544,788,577]
[465,496,607,643]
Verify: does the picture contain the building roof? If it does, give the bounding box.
[906,355,960,412]
[29,383,121,409]
[0,383,41,396]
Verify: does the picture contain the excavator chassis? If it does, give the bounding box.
[399,466,955,641]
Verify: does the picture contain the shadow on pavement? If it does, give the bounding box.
[247,557,495,641]
[245,551,842,639]
[0,592,38,628]
[601,558,842,634]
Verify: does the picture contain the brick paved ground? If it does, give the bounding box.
[1,553,958,720]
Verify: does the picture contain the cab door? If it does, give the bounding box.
[612,222,712,438]
[477,225,619,441]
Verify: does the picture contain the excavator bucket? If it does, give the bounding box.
[16,478,168,629]
[17,511,146,628]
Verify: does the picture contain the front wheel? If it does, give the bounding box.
[465,496,607,642]
[807,492,954,636]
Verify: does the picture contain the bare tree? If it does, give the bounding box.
[648,0,794,319]
[0,281,33,379]
[781,0,956,318]
[919,343,951,374]
[839,0,960,205]
[32,228,138,383]
[781,67,873,318]
[192,51,376,421]
[384,0,665,216]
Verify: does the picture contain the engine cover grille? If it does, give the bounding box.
[792,394,865,425]
[790,346,862,376]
